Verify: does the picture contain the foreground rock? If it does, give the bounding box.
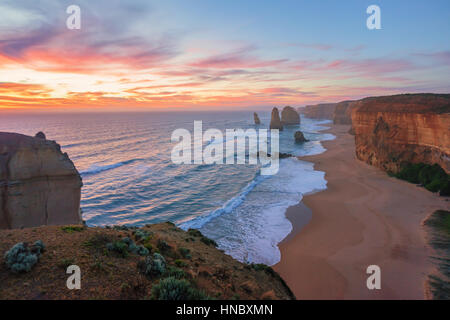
[294,131,309,143]
[0,223,295,300]
[270,107,283,130]
[352,94,450,174]
[0,132,82,229]
[253,112,261,125]
[281,106,300,125]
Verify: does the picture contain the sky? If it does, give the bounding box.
[0,0,449,111]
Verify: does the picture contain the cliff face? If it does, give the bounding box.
[333,100,358,124]
[352,94,450,174]
[281,106,300,125]
[270,107,283,130]
[299,103,336,119]
[0,133,82,229]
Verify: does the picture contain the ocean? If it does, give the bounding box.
[0,111,334,265]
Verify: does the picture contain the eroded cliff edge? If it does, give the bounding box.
[351,94,450,174]
[0,132,82,229]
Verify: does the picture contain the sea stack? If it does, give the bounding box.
[270,108,283,131]
[254,112,261,125]
[0,132,83,229]
[294,131,309,143]
[281,106,300,125]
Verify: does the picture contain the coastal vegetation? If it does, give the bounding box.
[424,210,450,299]
[388,163,449,196]
[0,223,294,300]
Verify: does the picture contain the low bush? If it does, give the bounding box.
[61,225,84,233]
[174,259,188,268]
[187,229,218,247]
[157,239,172,252]
[393,163,449,195]
[133,229,152,242]
[106,237,149,258]
[164,266,186,279]
[178,247,191,259]
[138,252,167,277]
[151,277,209,300]
[4,241,45,273]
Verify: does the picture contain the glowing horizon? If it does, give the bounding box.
[1,0,449,111]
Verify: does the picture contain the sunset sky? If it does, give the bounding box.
[0,0,449,111]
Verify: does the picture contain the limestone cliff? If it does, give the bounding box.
[351,94,450,174]
[281,106,300,125]
[298,103,337,119]
[0,132,82,229]
[270,107,283,130]
[333,100,358,125]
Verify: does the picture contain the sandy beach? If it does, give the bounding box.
[274,124,449,299]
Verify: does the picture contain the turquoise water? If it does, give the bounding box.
[0,111,334,265]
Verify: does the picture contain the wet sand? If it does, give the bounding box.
[274,124,449,299]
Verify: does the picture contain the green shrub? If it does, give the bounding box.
[61,225,84,233]
[200,237,218,247]
[157,239,172,252]
[58,258,75,269]
[151,277,209,300]
[187,229,217,247]
[250,263,270,272]
[178,247,191,259]
[138,252,167,277]
[174,259,187,268]
[4,241,45,273]
[133,229,152,242]
[187,229,203,237]
[394,163,449,195]
[164,266,186,279]
[106,240,130,258]
[439,181,450,196]
[144,242,153,252]
[107,237,149,258]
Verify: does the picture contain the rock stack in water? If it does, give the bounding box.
[270,108,283,131]
[254,112,261,125]
[294,131,309,143]
[281,106,300,125]
[0,132,83,229]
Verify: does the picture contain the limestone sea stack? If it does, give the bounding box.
[270,107,283,131]
[254,112,261,125]
[281,106,300,125]
[352,94,450,174]
[0,132,83,229]
[294,131,309,143]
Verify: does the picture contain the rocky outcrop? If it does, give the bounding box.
[352,94,450,174]
[253,112,261,125]
[298,103,337,119]
[333,100,358,124]
[281,106,300,125]
[0,223,295,299]
[294,131,309,143]
[270,108,283,131]
[0,132,82,229]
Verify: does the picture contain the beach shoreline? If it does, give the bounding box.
[274,124,448,299]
